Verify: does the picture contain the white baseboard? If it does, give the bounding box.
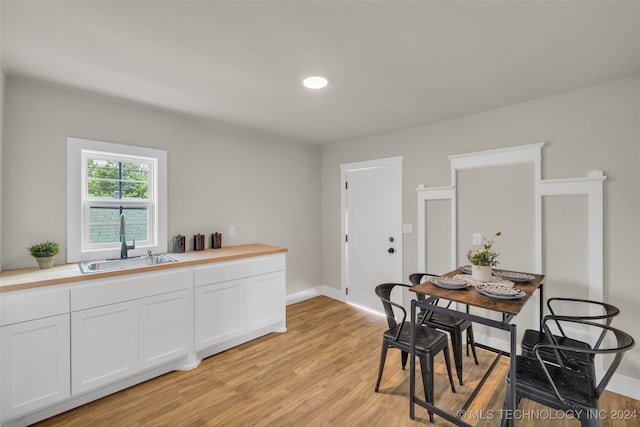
[320,285,345,302]
[606,371,640,400]
[286,287,322,305]
[286,285,345,305]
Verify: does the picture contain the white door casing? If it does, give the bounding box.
[341,156,403,313]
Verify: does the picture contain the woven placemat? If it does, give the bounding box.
[452,274,514,287]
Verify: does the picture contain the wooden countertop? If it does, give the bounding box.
[0,243,287,293]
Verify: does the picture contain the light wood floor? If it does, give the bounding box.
[36,296,638,426]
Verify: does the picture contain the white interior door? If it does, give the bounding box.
[342,157,403,313]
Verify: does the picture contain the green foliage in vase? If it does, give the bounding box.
[467,232,502,266]
[28,241,60,258]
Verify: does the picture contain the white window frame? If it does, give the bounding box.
[67,137,167,262]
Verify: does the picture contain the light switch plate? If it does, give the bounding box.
[403,223,413,234]
[473,233,482,245]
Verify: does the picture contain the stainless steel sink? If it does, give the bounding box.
[78,254,177,273]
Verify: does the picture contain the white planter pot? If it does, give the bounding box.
[471,265,492,282]
[36,256,54,269]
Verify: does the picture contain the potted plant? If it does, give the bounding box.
[28,240,59,269]
[466,232,501,282]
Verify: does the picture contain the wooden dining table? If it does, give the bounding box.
[409,268,545,426]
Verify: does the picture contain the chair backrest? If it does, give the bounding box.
[546,298,621,348]
[408,273,438,287]
[538,317,635,399]
[407,273,452,313]
[375,283,410,331]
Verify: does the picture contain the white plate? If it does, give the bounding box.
[476,283,525,299]
[458,265,472,274]
[433,277,468,289]
[494,270,535,282]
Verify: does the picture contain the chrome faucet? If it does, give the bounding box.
[119,213,135,258]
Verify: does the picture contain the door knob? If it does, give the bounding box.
[388,248,395,254]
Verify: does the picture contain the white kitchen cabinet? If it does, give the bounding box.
[71,300,139,394]
[246,271,286,332]
[193,253,286,355]
[0,286,70,421]
[195,279,245,351]
[70,268,191,394]
[1,313,70,419]
[139,289,190,369]
[0,245,286,426]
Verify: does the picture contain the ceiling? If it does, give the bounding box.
[2,1,640,145]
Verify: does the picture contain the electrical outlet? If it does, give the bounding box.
[229,226,236,237]
[473,233,482,245]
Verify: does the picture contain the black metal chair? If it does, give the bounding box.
[408,273,479,385]
[520,298,620,374]
[374,283,456,422]
[502,317,634,427]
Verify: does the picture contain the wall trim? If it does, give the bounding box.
[417,142,607,365]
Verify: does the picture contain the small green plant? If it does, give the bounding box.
[467,232,502,266]
[28,241,59,258]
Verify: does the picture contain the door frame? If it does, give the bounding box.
[340,156,403,307]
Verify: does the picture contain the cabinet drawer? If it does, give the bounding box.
[1,286,69,326]
[71,268,191,311]
[193,254,285,286]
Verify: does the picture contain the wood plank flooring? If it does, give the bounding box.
[35,296,638,426]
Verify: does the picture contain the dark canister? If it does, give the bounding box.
[172,235,185,253]
[194,234,205,251]
[211,232,222,249]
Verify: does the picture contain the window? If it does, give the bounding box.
[68,138,167,262]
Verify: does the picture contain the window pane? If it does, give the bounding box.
[89,206,148,244]
[121,162,149,182]
[121,182,149,199]
[87,159,149,200]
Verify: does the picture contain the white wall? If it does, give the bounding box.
[2,77,322,295]
[0,67,4,270]
[321,77,640,383]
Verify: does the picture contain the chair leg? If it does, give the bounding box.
[467,325,479,365]
[451,329,464,385]
[419,355,435,423]
[375,340,388,392]
[401,350,409,370]
[442,346,456,393]
[579,412,601,427]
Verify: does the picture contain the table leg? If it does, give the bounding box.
[538,283,544,330]
[508,323,517,427]
[410,301,416,420]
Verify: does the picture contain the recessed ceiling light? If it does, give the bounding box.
[303,76,328,89]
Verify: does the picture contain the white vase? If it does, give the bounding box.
[471,265,492,282]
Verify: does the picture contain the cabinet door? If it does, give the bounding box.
[71,301,138,394]
[1,314,70,420]
[139,290,190,369]
[194,279,245,351]
[246,271,286,332]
